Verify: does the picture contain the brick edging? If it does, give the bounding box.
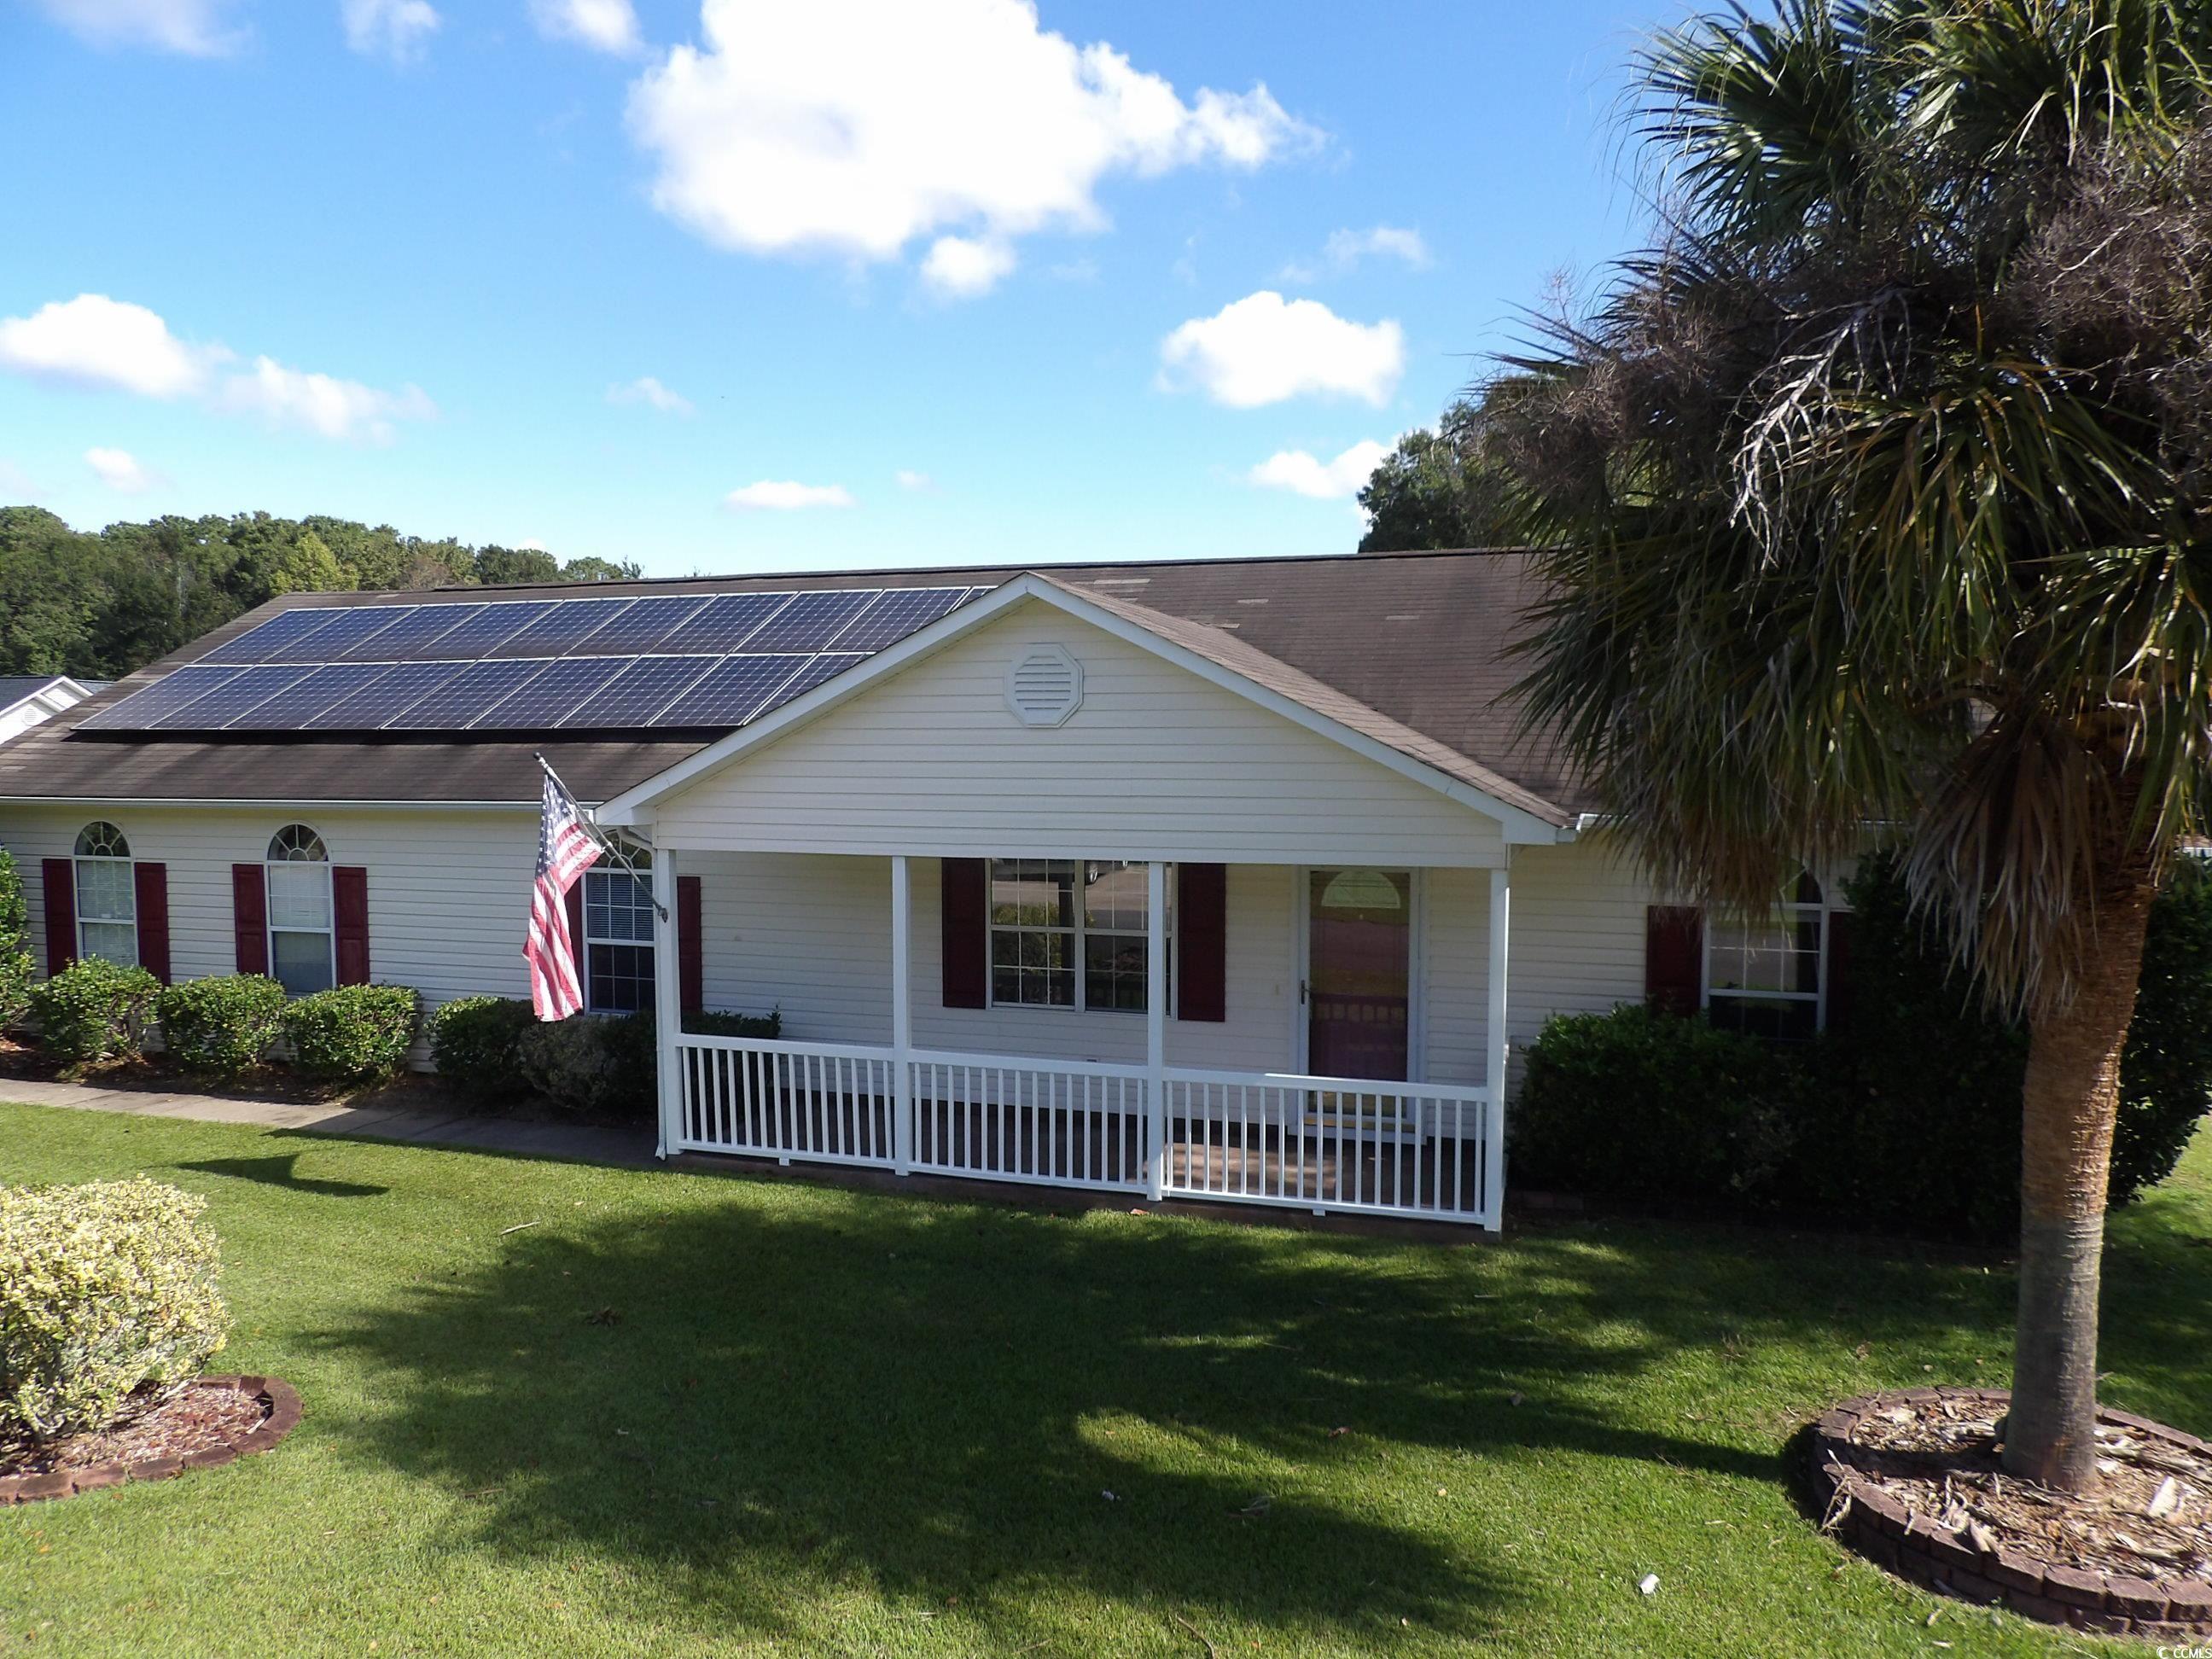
[1812,1388,2212,1639]
[0,1375,301,1505]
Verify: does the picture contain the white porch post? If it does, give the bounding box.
[1146,859,1167,1201]
[651,842,682,1161]
[1484,857,1511,1232]
[891,853,913,1176]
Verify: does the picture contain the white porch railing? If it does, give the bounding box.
[672,1033,1496,1225]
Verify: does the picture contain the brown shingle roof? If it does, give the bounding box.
[0,549,1591,815]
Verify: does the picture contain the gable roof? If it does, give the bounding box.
[0,676,92,714]
[0,550,1592,819]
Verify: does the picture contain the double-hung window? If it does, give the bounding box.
[584,843,655,1013]
[73,821,137,966]
[988,859,1164,1013]
[1704,870,1825,1040]
[265,824,335,996]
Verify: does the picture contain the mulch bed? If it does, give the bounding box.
[0,1376,301,1503]
[1811,1387,2212,1639]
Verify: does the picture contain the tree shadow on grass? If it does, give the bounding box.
[176,1153,388,1198]
[309,1173,2054,1651]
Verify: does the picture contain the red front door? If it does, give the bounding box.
[1306,869,1412,1081]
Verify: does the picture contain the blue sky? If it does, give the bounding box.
[3,0,1666,577]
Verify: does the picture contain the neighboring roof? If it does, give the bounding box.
[0,675,91,712]
[0,550,1591,817]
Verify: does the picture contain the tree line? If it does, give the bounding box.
[0,506,638,682]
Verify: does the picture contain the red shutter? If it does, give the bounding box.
[40,859,75,976]
[565,882,590,1009]
[232,864,269,975]
[940,858,987,1009]
[1644,904,1703,1016]
[677,874,703,1016]
[1824,909,1855,1034]
[1176,862,1226,1022]
[133,862,172,984]
[333,865,370,985]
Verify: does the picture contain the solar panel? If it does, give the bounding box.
[652,654,812,726]
[739,589,876,653]
[76,667,247,730]
[223,662,393,730]
[484,597,636,659]
[200,608,349,666]
[569,595,710,656]
[758,651,868,716]
[824,586,970,653]
[148,665,317,730]
[300,661,469,730]
[256,608,412,664]
[383,658,550,729]
[671,591,797,652]
[558,655,720,728]
[335,605,477,662]
[471,655,630,727]
[408,600,557,661]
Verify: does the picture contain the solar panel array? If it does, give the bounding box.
[82,585,989,735]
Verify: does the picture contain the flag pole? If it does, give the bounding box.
[533,750,667,921]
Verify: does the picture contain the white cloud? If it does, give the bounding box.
[0,294,436,445]
[0,294,218,399]
[341,0,439,61]
[0,460,44,501]
[217,357,437,444]
[607,375,694,414]
[531,0,642,54]
[1247,438,1393,500]
[84,447,160,494]
[920,236,1016,300]
[725,480,855,511]
[517,538,548,551]
[894,469,934,491]
[1159,292,1404,409]
[1281,224,1431,283]
[626,0,1318,287]
[27,0,245,55]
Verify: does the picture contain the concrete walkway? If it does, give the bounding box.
[1,1075,655,1167]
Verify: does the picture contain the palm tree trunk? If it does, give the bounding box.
[2003,878,2155,1490]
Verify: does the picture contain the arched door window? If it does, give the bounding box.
[266,824,335,996]
[73,821,137,965]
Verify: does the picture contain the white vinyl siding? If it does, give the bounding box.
[647,601,1509,868]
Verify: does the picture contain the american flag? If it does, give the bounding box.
[524,767,602,1020]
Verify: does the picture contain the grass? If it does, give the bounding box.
[1,1107,2207,1658]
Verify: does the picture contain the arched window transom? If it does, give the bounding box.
[265,824,335,996]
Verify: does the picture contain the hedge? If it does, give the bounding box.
[28,958,162,1067]
[280,983,419,1084]
[515,1006,781,1121]
[154,975,287,1078]
[0,850,32,1027]
[427,996,538,1099]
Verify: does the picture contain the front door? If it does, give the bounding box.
[1306,868,1412,1081]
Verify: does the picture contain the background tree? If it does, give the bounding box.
[1484,0,2212,1488]
[1357,395,1528,552]
[0,507,640,682]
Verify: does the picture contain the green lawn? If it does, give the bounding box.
[2,1107,2205,1658]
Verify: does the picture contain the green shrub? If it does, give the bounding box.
[2116,859,2212,1200]
[428,996,537,1100]
[154,975,286,1078]
[515,1007,782,1121]
[280,983,418,1083]
[0,850,32,1027]
[1512,1004,1800,1209]
[28,957,162,1066]
[0,1178,230,1443]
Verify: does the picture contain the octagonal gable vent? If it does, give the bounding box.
[1004,643,1083,727]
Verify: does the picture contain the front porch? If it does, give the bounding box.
[643,853,1511,1229]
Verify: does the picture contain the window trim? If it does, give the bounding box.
[1700,873,1836,1037]
[582,841,655,1015]
[265,824,335,997]
[73,820,137,968]
[985,858,1173,1016]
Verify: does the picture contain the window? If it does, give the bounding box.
[1705,870,1825,1040]
[584,841,655,1013]
[73,821,136,966]
[265,824,335,997]
[988,859,1165,1013]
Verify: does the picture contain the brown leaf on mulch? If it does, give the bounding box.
[0,1384,265,1477]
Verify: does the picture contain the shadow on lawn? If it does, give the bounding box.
[306,1172,2059,1651]
[177,1153,389,1198]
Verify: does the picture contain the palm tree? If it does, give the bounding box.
[1487,0,2212,1490]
